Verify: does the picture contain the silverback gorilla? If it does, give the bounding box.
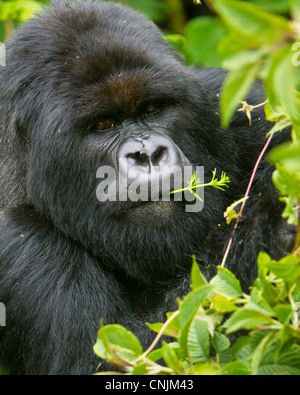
[0,0,294,375]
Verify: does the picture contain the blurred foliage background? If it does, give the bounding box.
[0,0,291,69]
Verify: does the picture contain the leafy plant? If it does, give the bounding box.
[171,168,230,202]
[94,255,300,375]
[95,0,300,375]
[1,0,299,377]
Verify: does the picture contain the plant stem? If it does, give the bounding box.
[221,122,278,268]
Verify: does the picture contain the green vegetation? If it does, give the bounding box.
[93,0,300,375]
[94,254,300,375]
[1,0,300,376]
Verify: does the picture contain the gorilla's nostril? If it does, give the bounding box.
[151,146,168,167]
[127,151,150,167]
[118,134,183,178]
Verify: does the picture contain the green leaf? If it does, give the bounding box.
[267,46,300,125]
[257,251,272,281]
[194,308,224,335]
[179,285,214,327]
[279,347,300,368]
[147,311,182,339]
[220,62,260,128]
[251,0,290,13]
[213,0,291,44]
[274,305,294,324]
[187,319,210,363]
[210,267,243,298]
[189,363,222,375]
[272,167,300,199]
[212,295,239,313]
[212,331,231,354]
[218,33,252,59]
[264,101,285,122]
[267,118,292,137]
[146,311,180,339]
[162,343,182,373]
[224,309,275,334]
[224,197,248,225]
[146,322,178,338]
[178,285,214,356]
[191,257,208,290]
[222,361,251,375]
[223,50,264,71]
[248,287,275,317]
[94,324,143,365]
[131,363,148,375]
[251,332,277,374]
[258,365,300,375]
[265,255,300,283]
[185,17,226,67]
[230,336,251,359]
[280,196,299,226]
[292,124,300,143]
[147,348,163,363]
[269,142,300,172]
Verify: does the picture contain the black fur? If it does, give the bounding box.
[0,0,294,375]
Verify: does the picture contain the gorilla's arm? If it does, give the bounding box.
[0,205,133,375]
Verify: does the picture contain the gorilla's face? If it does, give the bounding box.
[12,2,226,281]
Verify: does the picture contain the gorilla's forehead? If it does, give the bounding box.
[67,22,182,84]
[5,1,187,113]
[65,67,189,123]
[4,1,194,124]
[87,69,185,116]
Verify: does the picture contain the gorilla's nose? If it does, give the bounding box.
[118,134,185,179]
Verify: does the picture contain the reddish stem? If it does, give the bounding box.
[221,131,275,268]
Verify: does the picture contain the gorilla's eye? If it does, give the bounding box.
[143,105,159,115]
[97,120,115,131]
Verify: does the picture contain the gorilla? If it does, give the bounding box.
[0,0,294,375]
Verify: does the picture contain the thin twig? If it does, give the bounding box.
[221,119,280,268]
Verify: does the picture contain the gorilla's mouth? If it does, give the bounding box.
[105,177,202,224]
